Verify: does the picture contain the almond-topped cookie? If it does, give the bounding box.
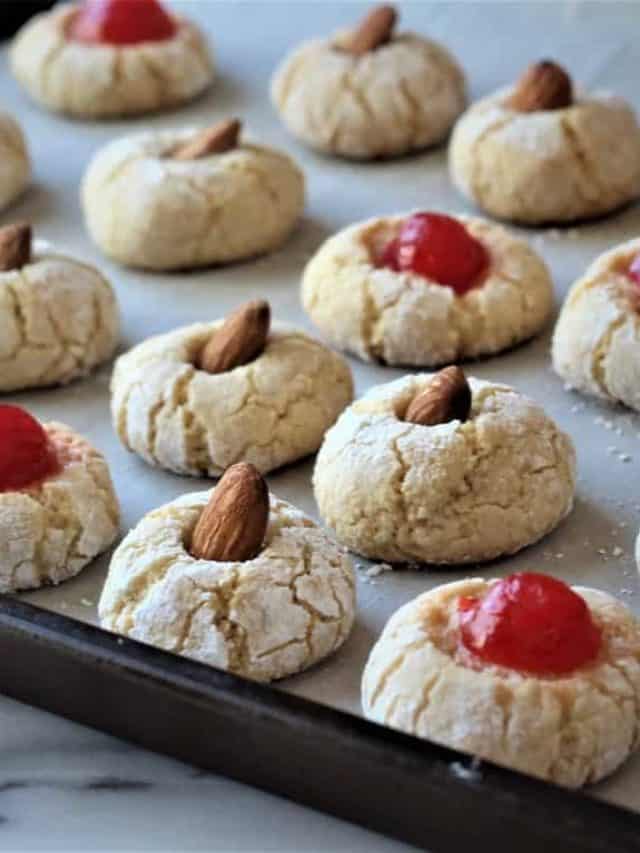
[0,111,29,212]
[99,465,355,682]
[82,119,305,270]
[314,371,576,565]
[0,405,120,593]
[10,0,214,118]
[111,300,353,477]
[302,212,553,367]
[363,574,640,788]
[271,4,466,160]
[449,60,640,224]
[552,238,640,410]
[0,224,120,392]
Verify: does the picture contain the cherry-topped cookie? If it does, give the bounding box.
[363,574,640,788]
[10,0,214,118]
[302,211,553,367]
[70,0,176,44]
[0,405,120,593]
[552,237,640,411]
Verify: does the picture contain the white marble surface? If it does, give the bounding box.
[0,696,414,851]
[2,1,640,850]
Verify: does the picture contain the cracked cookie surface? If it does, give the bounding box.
[552,238,640,411]
[99,491,356,682]
[449,88,640,224]
[111,321,353,476]
[314,375,575,564]
[0,243,120,392]
[82,131,305,270]
[0,110,30,211]
[302,214,553,366]
[362,578,640,788]
[9,4,214,118]
[0,423,120,593]
[271,31,465,160]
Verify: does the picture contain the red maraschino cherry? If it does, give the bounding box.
[378,212,489,295]
[628,253,640,286]
[69,0,177,46]
[0,405,59,492]
[458,572,602,676]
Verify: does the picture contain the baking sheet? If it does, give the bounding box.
[3,0,640,815]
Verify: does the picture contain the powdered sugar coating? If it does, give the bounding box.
[0,423,120,593]
[99,491,355,682]
[314,376,575,564]
[552,237,640,410]
[362,578,640,788]
[450,88,640,224]
[271,30,465,159]
[111,321,353,477]
[302,213,553,367]
[82,131,305,270]
[0,110,29,211]
[0,243,119,391]
[10,4,214,118]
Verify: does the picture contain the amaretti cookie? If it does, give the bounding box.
[111,300,353,477]
[0,111,30,211]
[363,573,640,788]
[271,4,465,160]
[314,368,576,565]
[302,211,553,366]
[450,60,640,224]
[10,0,214,118]
[0,405,120,593]
[99,463,356,682]
[0,224,120,392]
[82,119,305,270]
[552,238,640,411]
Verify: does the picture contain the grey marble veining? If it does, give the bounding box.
[0,696,414,851]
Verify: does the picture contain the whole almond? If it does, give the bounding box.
[190,462,269,562]
[169,118,242,161]
[405,366,471,426]
[197,299,271,374]
[507,60,572,112]
[341,4,397,56]
[0,223,32,272]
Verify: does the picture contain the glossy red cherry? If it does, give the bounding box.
[0,405,59,492]
[458,572,602,676]
[69,0,176,46]
[378,212,489,294]
[628,253,640,286]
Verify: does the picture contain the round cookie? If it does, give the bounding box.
[99,483,355,683]
[271,4,466,160]
[362,577,640,788]
[313,371,576,564]
[111,302,354,477]
[449,60,640,224]
[301,212,553,366]
[0,110,30,211]
[0,411,120,593]
[82,119,305,270]
[552,238,640,411]
[0,225,120,392]
[9,1,214,119]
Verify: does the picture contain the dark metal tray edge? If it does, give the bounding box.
[0,597,637,852]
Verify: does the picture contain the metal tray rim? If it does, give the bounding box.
[1,595,638,853]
